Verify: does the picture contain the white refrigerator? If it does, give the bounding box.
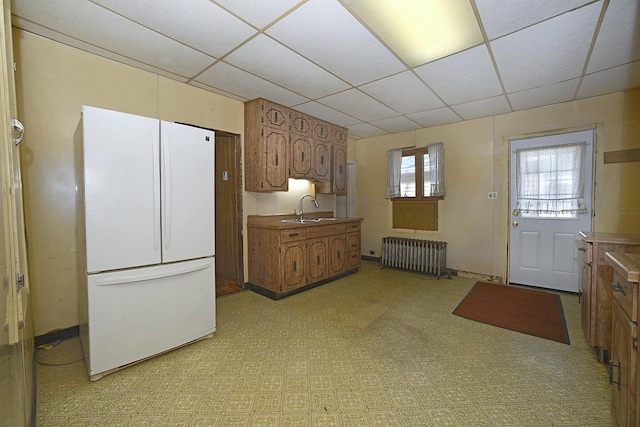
[75,106,216,381]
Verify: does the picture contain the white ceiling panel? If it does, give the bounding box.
[406,108,462,128]
[587,0,640,73]
[451,96,510,120]
[12,0,215,78]
[476,0,594,40]
[508,79,580,111]
[213,0,303,29]
[491,2,601,93]
[318,89,398,122]
[359,71,444,114]
[11,0,640,139]
[11,18,190,82]
[347,122,388,139]
[415,45,502,105]
[266,0,405,85]
[195,61,308,106]
[92,0,256,58]
[579,61,640,100]
[224,35,350,99]
[292,102,360,127]
[370,116,423,134]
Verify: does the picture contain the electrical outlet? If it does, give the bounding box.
[488,192,497,200]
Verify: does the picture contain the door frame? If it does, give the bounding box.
[502,125,598,284]
[214,131,244,289]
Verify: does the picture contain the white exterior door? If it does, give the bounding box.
[509,130,593,292]
[160,121,215,263]
[80,106,161,273]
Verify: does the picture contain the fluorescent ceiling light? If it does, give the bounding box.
[344,0,484,67]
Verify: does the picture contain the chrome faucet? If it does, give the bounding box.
[297,193,319,221]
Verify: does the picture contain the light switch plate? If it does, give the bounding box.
[488,192,497,200]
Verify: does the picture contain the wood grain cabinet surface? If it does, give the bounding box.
[579,232,640,363]
[248,215,362,300]
[606,252,640,427]
[245,98,347,193]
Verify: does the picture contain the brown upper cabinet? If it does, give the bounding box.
[244,98,347,193]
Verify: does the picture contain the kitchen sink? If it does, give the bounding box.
[281,218,338,223]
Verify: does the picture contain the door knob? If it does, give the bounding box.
[512,221,518,227]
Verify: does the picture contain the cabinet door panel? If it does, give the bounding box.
[329,235,346,276]
[333,145,347,194]
[611,299,636,427]
[313,142,331,181]
[290,135,312,178]
[282,242,305,291]
[263,101,288,130]
[265,127,288,190]
[307,237,328,282]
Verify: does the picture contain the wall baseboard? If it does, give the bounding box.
[35,325,79,347]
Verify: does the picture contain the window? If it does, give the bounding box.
[513,142,587,219]
[386,142,444,200]
[386,143,444,230]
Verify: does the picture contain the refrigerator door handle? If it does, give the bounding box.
[152,132,161,252]
[162,134,172,252]
[94,259,212,286]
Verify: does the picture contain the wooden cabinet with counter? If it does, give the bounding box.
[605,252,640,427]
[579,232,640,362]
[248,214,362,299]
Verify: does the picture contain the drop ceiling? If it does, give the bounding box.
[11,0,640,139]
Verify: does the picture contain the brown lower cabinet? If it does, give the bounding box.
[248,216,362,299]
[579,232,640,362]
[606,252,640,427]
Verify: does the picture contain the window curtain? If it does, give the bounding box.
[428,142,445,197]
[385,148,402,199]
[514,142,587,214]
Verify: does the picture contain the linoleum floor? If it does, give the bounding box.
[36,261,614,426]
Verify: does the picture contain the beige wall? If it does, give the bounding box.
[14,28,639,336]
[619,88,640,232]
[355,91,630,279]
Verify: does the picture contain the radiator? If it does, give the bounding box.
[380,237,448,278]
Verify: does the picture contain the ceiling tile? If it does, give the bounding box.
[224,35,350,99]
[266,0,405,85]
[508,79,580,111]
[451,96,511,120]
[92,0,256,58]
[369,116,423,134]
[189,81,247,101]
[318,89,398,122]
[414,45,502,105]
[12,0,215,78]
[11,18,190,82]
[292,102,360,127]
[195,61,308,105]
[347,122,388,139]
[406,108,462,128]
[213,0,303,29]
[587,0,640,73]
[475,0,594,40]
[578,61,640,99]
[491,2,601,93]
[359,71,444,114]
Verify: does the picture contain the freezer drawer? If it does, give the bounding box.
[81,258,215,380]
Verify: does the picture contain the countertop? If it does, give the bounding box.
[248,212,363,230]
[606,252,640,283]
[580,231,640,245]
